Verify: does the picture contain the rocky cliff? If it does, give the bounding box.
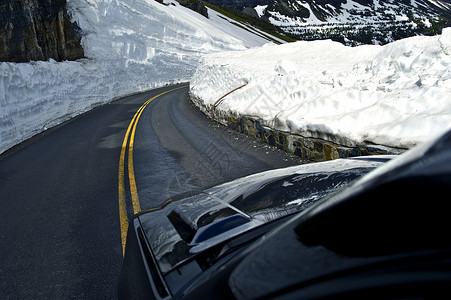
[176,0,208,18]
[0,0,84,62]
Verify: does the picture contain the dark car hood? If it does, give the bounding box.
[137,157,391,274]
[227,130,451,300]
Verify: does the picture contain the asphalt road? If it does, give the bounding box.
[0,83,301,298]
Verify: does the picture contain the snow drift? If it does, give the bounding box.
[190,28,451,149]
[0,0,270,155]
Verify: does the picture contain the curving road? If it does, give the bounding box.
[0,83,301,298]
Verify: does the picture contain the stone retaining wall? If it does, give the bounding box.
[190,95,405,162]
[227,115,404,162]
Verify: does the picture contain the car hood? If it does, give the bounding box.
[137,156,390,274]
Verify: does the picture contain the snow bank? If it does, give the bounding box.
[190,28,451,149]
[0,0,270,154]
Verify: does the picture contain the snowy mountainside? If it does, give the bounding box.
[262,0,451,24]
[207,0,451,45]
[0,0,271,155]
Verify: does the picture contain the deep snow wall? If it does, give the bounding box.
[0,0,270,155]
[190,29,451,150]
[0,0,84,62]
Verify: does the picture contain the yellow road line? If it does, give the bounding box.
[118,85,188,255]
[118,107,141,255]
[128,104,145,215]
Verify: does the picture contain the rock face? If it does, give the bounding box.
[176,0,208,18]
[0,0,84,62]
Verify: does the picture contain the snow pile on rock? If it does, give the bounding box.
[190,28,451,149]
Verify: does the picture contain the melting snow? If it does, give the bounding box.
[0,0,270,154]
[190,28,451,149]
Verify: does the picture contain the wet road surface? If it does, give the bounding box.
[0,83,301,298]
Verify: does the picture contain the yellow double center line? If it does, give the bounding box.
[118,85,187,255]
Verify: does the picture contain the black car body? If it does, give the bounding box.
[118,129,451,299]
[117,154,391,298]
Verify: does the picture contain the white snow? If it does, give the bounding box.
[190,28,451,149]
[0,0,270,154]
[255,5,268,18]
[2,0,451,155]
